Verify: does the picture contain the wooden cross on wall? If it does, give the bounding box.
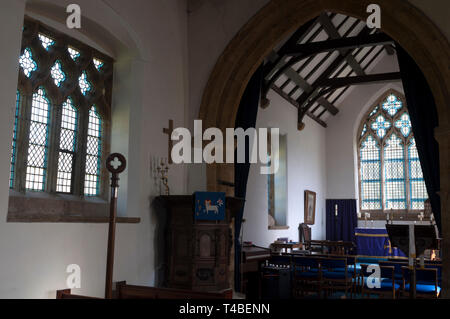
[163,119,174,164]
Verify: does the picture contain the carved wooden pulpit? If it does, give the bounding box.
[154,195,244,292]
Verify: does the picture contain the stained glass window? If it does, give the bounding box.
[10,91,20,188]
[79,71,92,95]
[11,18,112,201]
[68,47,80,60]
[84,106,102,196]
[38,34,55,51]
[384,134,406,209]
[395,113,412,137]
[371,115,390,138]
[360,135,382,210]
[358,92,428,212]
[25,88,51,191]
[93,58,104,71]
[56,98,78,193]
[408,139,428,209]
[382,94,402,117]
[361,124,367,137]
[50,61,66,87]
[19,48,37,78]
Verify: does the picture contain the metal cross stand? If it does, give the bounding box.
[104,153,127,299]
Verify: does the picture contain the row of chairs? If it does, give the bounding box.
[261,254,441,299]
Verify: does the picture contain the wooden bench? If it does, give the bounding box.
[116,281,233,299]
[57,282,233,299]
[56,289,101,299]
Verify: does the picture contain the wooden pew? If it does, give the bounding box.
[116,281,233,299]
[56,289,101,299]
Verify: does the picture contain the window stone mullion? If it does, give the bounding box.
[76,104,89,198]
[16,91,33,193]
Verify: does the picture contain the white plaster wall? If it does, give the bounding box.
[326,53,402,201]
[242,90,327,248]
[186,0,270,193]
[0,0,188,298]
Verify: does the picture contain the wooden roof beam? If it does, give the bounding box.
[319,13,365,76]
[284,33,393,56]
[270,85,327,128]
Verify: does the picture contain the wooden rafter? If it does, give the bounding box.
[261,12,398,130]
[271,85,327,128]
[283,33,392,56]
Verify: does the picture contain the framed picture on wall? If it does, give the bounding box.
[304,190,316,225]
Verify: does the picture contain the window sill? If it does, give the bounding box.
[268,226,289,230]
[7,191,140,224]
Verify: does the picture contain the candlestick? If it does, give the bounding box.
[156,157,170,195]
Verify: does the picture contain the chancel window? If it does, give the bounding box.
[357,91,428,213]
[9,17,112,198]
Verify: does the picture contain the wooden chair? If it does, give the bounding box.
[401,267,440,299]
[292,256,322,298]
[359,264,399,299]
[320,258,353,298]
[298,223,322,253]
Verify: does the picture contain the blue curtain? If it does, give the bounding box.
[396,45,441,234]
[326,199,358,244]
[234,65,263,292]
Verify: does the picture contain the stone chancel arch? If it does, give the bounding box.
[198,0,450,296]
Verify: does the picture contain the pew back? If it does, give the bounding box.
[116,282,233,299]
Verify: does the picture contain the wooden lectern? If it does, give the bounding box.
[154,195,244,292]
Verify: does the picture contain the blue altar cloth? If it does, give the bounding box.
[355,228,406,257]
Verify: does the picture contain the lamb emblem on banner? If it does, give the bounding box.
[205,199,223,215]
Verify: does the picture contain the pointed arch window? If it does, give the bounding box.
[357,91,428,213]
[84,106,102,196]
[9,17,113,211]
[56,97,78,193]
[26,87,51,191]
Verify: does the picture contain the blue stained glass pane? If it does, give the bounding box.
[51,61,66,87]
[360,135,382,210]
[384,134,406,209]
[371,115,391,138]
[79,71,92,95]
[382,94,403,117]
[408,138,428,209]
[84,106,102,196]
[26,88,51,191]
[19,48,37,78]
[395,113,412,137]
[369,106,378,117]
[38,34,55,50]
[10,91,20,188]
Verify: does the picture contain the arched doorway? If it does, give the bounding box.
[198,0,450,296]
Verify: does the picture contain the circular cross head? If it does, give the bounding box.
[106,153,127,174]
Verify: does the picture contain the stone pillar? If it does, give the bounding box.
[436,125,450,298]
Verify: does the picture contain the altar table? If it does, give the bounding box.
[355,228,406,257]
